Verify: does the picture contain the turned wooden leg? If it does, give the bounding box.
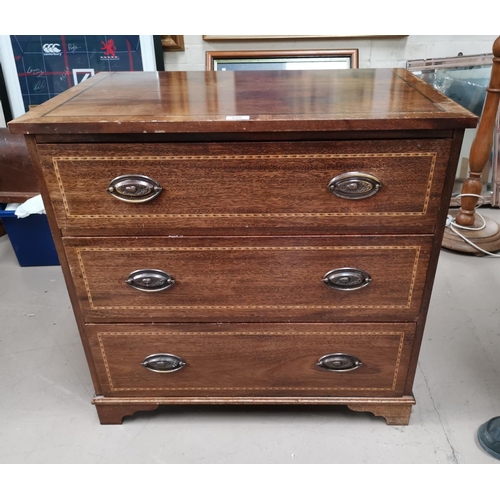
[94,403,159,425]
[456,37,500,228]
[347,402,414,425]
[443,36,500,254]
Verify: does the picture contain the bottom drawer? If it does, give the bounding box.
[88,323,415,398]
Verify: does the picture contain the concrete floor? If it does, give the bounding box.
[1,212,499,464]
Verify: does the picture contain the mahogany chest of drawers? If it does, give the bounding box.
[9,69,476,425]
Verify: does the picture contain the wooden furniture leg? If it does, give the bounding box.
[93,400,159,425]
[442,36,500,254]
[347,399,415,426]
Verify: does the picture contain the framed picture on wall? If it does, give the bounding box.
[0,61,13,126]
[203,35,406,41]
[206,49,359,71]
[0,35,163,119]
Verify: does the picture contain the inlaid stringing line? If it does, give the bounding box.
[108,387,395,392]
[53,158,71,216]
[406,247,421,308]
[97,334,114,390]
[57,153,437,161]
[101,331,405,336]
[422,154,437,213]
[80,245,418,251]
[391,333,405,390]
[65,212,430,219]
[76,250,94,309]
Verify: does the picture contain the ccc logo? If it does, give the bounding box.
[43,44,61,54]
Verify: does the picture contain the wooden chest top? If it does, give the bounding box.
[8,69,477,135]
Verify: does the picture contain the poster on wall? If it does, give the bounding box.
[0,35,159,118]
[0,61,13,125]
[11,35,145,112]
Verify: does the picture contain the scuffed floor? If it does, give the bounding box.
[1,210,499,464]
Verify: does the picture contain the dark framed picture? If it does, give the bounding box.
[206,49,359,71]
[0,35,163,118]
[0,61,13,125]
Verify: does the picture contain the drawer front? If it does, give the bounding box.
[38,139,452,235]
[64,236,432,323]
[87,323,415,397]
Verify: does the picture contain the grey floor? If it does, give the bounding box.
[1,211,500,464]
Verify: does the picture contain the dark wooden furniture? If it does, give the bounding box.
[0,128,39,202]
[8,69,477,425]
[0,127,40,236]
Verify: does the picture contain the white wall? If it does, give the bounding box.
[164,35,498,71]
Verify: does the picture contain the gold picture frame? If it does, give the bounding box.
[161,36,185,51]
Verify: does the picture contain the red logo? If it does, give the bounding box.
[101,39,117,57]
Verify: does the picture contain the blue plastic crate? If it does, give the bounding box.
[0,204,59,266]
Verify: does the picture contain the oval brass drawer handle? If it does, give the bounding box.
[141,354,186,373]
[323,268,372,291]
[317,353,362,372]
[328,172,382,200]
[125,269,175,292]
[106,174,162,203]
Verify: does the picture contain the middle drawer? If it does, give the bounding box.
[64,236,432,323]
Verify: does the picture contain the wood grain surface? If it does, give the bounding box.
[0,128,39,201]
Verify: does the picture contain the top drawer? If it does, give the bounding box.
[37,139,453,236]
